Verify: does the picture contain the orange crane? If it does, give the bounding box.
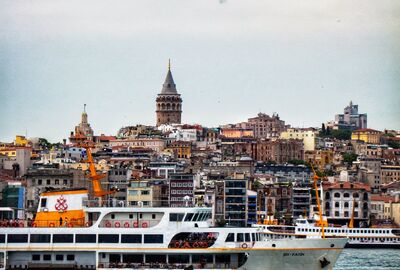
[310,164,328,238]
[79,141,116,198]
[348,198,356,228]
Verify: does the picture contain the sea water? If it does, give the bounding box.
[334,249,400,270]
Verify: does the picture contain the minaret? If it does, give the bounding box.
[156,60,182,126]
[81,104,88,124]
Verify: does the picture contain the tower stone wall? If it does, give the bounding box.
[156,63,182,126]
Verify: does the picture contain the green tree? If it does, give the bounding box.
[342,152,358,165]
[38,138,51,150]
[321,123,326,135]
[331,129,352,140]
[388,140,400,149]
[288,159,306,166]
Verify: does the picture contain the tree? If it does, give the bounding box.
[321,123,326,135]
[38,138,51,150]
[342,152,358,165]
[331,129,351,140]
[326,126,331,136]
[388,140,400,149]
[288,159,306,166]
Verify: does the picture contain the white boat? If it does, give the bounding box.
[0,189,347,270]
[257,216,400,248]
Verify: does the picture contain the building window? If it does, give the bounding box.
[46,179,51,185]
[334,193,340,198]
[335,211,340,217]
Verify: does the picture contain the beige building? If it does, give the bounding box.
[390,201,400,225]
[280,128,318,151]
[304,150,334,171]
[239,113,287,139]
[370,195,394,220]
[109,138,165,153]
[127,180,156,207]
[381,165,400,184]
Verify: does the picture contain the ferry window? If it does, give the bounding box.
[192,254,213,264]
[8,234,28,243]
[56,254,64,261]
[216,254,231,264]
[184,213,194,221]
[237,233,244,242]
[30,234,51,243]
[53,234,73,243]
[225,233,235,242]
[67,255,75,261]
[43,254,51,261]
[192,213,200,221]
[139,214,143,219]
[76,234,96,243]
[111,214,115,220]
[170,213,184,222]
[144,234,163,243]
[121,234,142,243]
[146,254,167,263]
[0,235,5,243]
[32,254,40,261]
[169,254,190,264]
[252,233,255,241]
[245,233,251,242]
[129,214,133,219]
[98,234,119,243]
[152,214,156,219]
[40,198,47,208]
[123,254,143,263]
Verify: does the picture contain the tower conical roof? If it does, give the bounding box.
[160,63,178,95]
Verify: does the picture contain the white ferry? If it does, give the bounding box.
[259,216,400,249]
[0,188,348,270]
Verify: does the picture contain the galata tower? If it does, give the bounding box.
[156,60,182,126]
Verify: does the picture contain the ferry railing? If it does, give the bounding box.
[83,199,167,208]
[98,262,226,269]
[0,218,87,228]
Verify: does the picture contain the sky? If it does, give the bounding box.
[1,0,399,142]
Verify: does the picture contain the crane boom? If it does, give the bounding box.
[79,142,116,198]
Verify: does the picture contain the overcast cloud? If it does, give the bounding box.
[1,0,399,141]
